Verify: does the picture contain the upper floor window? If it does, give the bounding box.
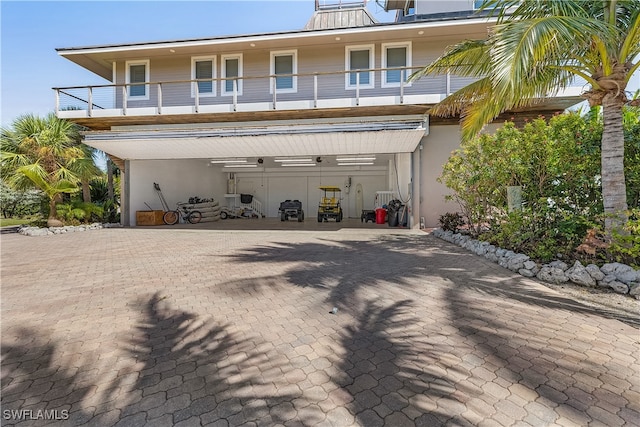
[271,50,297,93]
[346,45,374,89]
[222,54,243,96]
[192,56,216,97]
[382,42,412,88]
[126,60,149,99]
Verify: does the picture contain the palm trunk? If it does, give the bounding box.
[601,93,628,236]
[82,179,92,203]
[47,194,64,227]
[107,158,114,202]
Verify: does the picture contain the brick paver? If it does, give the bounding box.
[1,225,638,426]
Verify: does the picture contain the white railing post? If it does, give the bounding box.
[400,69,405,104]
[157,83,162,114]
[55,89,60,114]
[88,87,93,117]
[356,72,360,106]
[446,71,451,95]
[233,79,238,111]
[195,81,200,113]
[272,76,277,110]
[122,86,127,115]
[313,74,318,108]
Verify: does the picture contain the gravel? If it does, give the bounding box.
[540,280,640,328]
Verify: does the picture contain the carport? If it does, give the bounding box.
[83,117,427,227]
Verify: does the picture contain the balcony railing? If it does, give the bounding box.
[54,67,473,119]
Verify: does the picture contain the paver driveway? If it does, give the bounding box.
[1,227,639,426]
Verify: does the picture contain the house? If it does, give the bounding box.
[54,0,582,227]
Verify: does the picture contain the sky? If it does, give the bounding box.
[0,0,395,126]
[1,1,638,128]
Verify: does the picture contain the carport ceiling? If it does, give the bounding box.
[83,121,427,160]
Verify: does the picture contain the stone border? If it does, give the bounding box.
[432,228,640,299]
[18,223,123,236]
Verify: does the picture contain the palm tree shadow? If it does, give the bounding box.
[113,292,309,425]
[336,299,476,425]
[441,267,640,424]
[225,236,442,314]
[1,293,308,426]
[1,328,97,426]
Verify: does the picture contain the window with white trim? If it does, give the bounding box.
[382,42,412,87]
[270,50,297,93]
[221,54,243,96]
[345,45,374,89]
[126,60,149,99]
[191,56,216,97]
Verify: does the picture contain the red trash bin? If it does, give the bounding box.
[375,208,387,224]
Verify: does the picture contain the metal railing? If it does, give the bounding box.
[54,66,472,117]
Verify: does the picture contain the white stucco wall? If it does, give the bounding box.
[128,159,226,225]
[416,125,462,228]
[232,168,389,218]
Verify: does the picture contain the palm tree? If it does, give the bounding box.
[1,114,88,226]
[70,146,101,203]
[410,0,640,235]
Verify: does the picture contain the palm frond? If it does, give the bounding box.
[409,40,491,81]
[619,5,640,64]
[428,78,494,117]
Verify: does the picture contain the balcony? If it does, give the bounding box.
[55,66,585,131]
[54,67,472,130]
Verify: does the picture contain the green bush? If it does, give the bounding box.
[484,206,592,262]
[607,209,640,268]
[439,107,638,265]
[56,201,103,224]
[439,212,465,233]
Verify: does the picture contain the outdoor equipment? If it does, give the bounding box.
[154,182,170,212]
[317,186,343,222]
[279,200,304,222]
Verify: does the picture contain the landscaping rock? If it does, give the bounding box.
[19,223,115,237]
[430,228,639,298]
[566,261,596,287]
[548,260,569,271]
[518,268,536,277]
[507,254,530,272]
[537,266,569,284]
[616,269,640,285]
[585,264,605,281]
[608,281,629,294]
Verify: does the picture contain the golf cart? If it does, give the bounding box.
[317,186,343,222]
[279,200,304,222]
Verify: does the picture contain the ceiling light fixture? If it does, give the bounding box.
[335,156,376,162]
[337,162,374,166]
[274,157,313,163]
[210,158,247,164]
[223,163,257,168]
[281,163,316,167]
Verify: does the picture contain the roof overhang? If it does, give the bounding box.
[57,18,495,81]
[82,119,427,160]
[383,0,414,11]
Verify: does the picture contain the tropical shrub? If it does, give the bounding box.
[0,180,44,218]
[607,209,640,268]
[439,212,465,233]
[439,109,639,263]
[56,201,103,224]
[0,114,98,226]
